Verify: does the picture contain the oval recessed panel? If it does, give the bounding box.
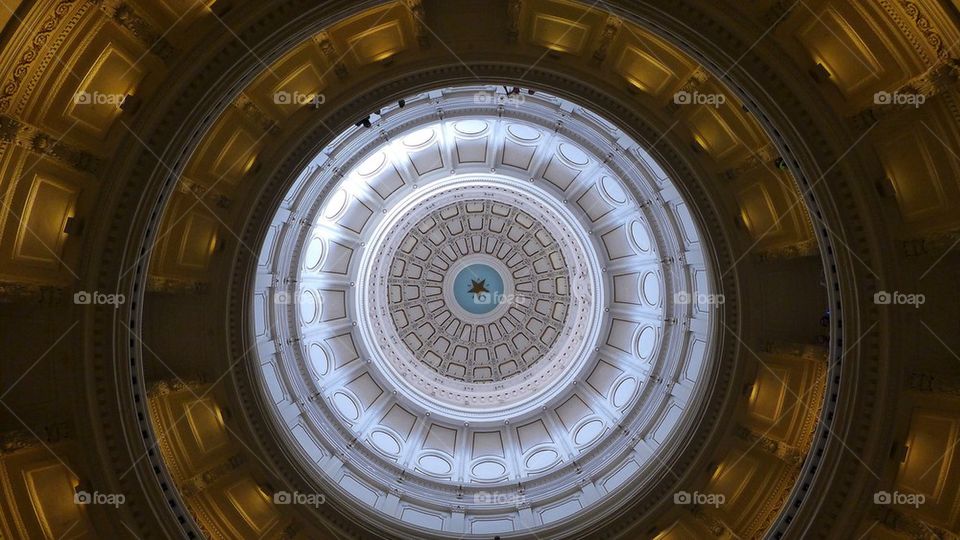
[612,377,637,408]
[369,431,401,456]
[637,326,657,359]
[455,119,488,135]
[558,142,589,165]
[332,392,359,421]
[356,151,386,176]
[507,123,540,141]
[574,419,604,446]
[403,127,435,147]
[418,455,452,475]
[299,290,319,323]
[600,176,628,204]
[303,237,325,270]
[472,460,506,480]
[642,272,660,306]
[630,220,651,253]
[324,189,348,219]
[308,343,329,377]
[525,449,559,471]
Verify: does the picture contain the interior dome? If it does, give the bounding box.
[252,85,717,535]
[358,175,604,419]
[10,1,954,538]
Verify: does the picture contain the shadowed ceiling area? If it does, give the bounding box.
[0,1,959,539]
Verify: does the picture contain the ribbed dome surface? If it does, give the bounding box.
[252,86,717,535]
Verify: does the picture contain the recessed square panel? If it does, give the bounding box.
[616,46,674,93]
[14,175,76,265]
[530,14,589,54]
[348,21,407,63]
[65,46,142,135]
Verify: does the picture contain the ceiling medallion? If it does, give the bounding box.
[357,177,603,420]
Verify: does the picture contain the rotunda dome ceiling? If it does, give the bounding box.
[252,85,719,536]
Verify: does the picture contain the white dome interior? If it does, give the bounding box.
[251,85,719,536]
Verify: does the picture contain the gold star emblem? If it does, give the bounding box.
[468,279,489,295]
